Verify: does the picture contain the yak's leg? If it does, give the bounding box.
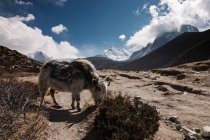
[71,94,76,109]
[75,93,81,111]
[39,83,48,108]
[50,88,59,106]
[72,90,81,111]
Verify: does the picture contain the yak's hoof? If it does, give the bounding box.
[54,102,59,106]
[52,105,62,109]
[77,107,81,112]
[71,105,75,109]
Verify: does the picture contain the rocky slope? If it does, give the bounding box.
[125,29,210,71]
[129,25,199,61]
[0,45,42,72]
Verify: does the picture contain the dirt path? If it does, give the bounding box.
[18,63,210,140]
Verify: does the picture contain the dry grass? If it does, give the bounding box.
[0,78,47,140]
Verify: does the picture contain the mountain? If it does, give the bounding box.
[104,46,132,61]
[129,25,199,61]
[87,56,121,70]
[0,46,42,72]
[28,51,51,63]
[124,29,210,70]
[88,29,210,71]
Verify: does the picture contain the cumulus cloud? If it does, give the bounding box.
[0,14,80,59]
[15,0,33,6]
[51,24,68,34]
[11,14,35,22]
[126,0,210,52]
[119,34,126,41]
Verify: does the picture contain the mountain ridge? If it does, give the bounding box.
[129,25,199,61]
[88,28,210,71]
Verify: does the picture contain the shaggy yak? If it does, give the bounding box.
[38,59,109,111]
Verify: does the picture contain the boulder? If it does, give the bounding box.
[201,126,210,138]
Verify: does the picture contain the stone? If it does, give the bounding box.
[176,125,182,131]
[194,128,201,133]
[134,96,141,101]
[184,134,197,140]
[182,126,197,136]
[176,74,186,80]
[175,120,180,124]
[201,126,210,138]
[169,116,179,123]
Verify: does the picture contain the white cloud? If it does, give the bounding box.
[126,0,210,52]
[119,34,126,41]
[142,3,149,10]
[15,0,33,6]
[51,24,68,34]
[11,14,35,22]
[0,14,80,59]
[51,0,67,6]
[133,7,141,16]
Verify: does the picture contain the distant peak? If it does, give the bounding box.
[180,24,199,33]
[28,51,51,63]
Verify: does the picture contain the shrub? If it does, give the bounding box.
[0,78,47,139]
[92,94,160,140]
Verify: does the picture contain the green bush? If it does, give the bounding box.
[93,94,160,140]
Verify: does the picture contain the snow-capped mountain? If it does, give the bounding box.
[28,51,52,63]
[129,25,199,61]
[104,46,132,61]
[104,25,198,61]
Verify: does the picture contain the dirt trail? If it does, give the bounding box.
[18,62,210,140]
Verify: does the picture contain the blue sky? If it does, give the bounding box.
[0,0,210,58]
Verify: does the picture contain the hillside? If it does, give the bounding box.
[125,29,210,70]
[129,24,199,61]
[88,29,210,71]
[0,45,42,72]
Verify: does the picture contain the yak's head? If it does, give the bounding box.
[91,77,110,104]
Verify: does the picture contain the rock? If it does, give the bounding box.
[176,125,182,131]
[177,74,186,80]
[169,116,179,123]
[134,96,143,107]
[182,126,197,135]
[134,96,141,101]
[184,134,197,140]
[78,129,86,133]
[194,128,201,133]
[162,116,167,120]
[183,92,188,95]
[194,78,199,82]
[192,64,209,71]
[175,120,181,124]
[201,126,210,138]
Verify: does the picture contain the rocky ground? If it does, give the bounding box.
[16,59,210,140]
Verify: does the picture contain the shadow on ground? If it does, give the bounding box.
[43,105,97,127]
